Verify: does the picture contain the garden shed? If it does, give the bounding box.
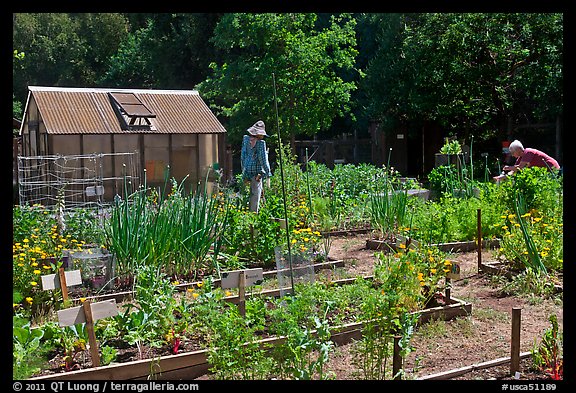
[18,86,227,207]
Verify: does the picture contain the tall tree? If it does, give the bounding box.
[12,13,129,106]
[99,13,221,89]
[196,13,359,147]
[362,13,563,142]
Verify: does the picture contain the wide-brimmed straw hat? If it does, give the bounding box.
[247,120,268,137]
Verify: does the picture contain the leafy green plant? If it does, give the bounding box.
[13,314,45,379]
[273,311,335,380]
[531,314,563,380]
[439,138,462,155]
[206,302,274,380]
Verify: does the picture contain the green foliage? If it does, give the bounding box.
[197,13,358,145]
[104,176,229,278]
[13,314,45,379]
[439,139,462,155]
[496,167,562,217]
[531,314,563,380]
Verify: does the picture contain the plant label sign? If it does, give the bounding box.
[396,235,419,250]
[41,269,82,290]
[447,261,461,280]
[57,299,119,327]
[221,268,263,289]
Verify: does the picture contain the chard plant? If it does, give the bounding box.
[531,314,563,380]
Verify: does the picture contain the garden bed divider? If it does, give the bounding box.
[366,238,500,253]
[68,259,346,305]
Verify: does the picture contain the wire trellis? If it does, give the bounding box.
[17,152,140,211]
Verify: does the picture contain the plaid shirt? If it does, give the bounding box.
[241,135,272,180]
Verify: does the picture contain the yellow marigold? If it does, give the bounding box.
[33,270,41,275]
[26,297,33,304]
[192,293,200,299]
[225,291,232,297]
[398,243,406,249]
[430,268,437,274]
[80,298,86,303]
[30,281,38,286]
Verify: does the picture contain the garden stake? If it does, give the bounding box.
[238,271,246,317]
[58,267,69,302]
[82,300,101,367]
[393,335,402,380]
[56,299,119,368]
[272,72,295,295]
[511,307,521,375]
[477,208,482,272]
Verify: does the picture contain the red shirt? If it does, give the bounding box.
[516,148,560,170]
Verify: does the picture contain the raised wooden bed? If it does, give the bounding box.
[68,259,346,305]
[366,238,500,253]
[29,283,472,381]
[479,261,563,293]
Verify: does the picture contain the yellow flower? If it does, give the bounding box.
[196,282,203,288]
[26,297,33,304]
[172,281,180,286]
[398,243,406,249]
[33,270,41,275]
[186,288,194,293]
[30,281,38,286]
[430,269,437,274]
[192,293,200,299]
[225,290,232,297]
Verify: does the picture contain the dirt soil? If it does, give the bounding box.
[323,234,564,381]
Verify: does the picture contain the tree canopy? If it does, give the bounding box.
[13,12,563,151]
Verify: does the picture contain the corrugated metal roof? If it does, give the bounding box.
[28,86,227,135]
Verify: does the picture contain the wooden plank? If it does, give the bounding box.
[417,352,532,380]
[82,301,101,367]
[57,299,118,327]
[41,269,82,290]
[221,268,263,289]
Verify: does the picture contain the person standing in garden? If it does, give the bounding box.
[241,120,272,213]
[502,140,560,175]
